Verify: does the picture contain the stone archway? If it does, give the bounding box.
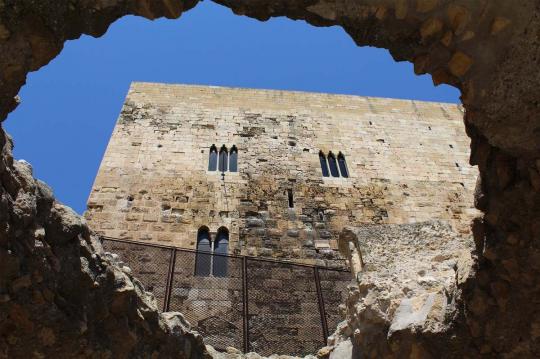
[0,0,539,357]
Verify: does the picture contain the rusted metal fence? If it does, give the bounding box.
[101,237,352,357]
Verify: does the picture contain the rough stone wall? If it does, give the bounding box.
[0,0,539,358]
[206,2,540,356]
[0,0,199,121]
[332,221,474,357]
[0,131,209,358]
[86,83,477,267]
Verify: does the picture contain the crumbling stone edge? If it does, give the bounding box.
[2,0,540,357]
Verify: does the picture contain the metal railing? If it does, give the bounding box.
[101,237,352,357]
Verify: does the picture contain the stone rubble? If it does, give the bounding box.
[331,221,474,357]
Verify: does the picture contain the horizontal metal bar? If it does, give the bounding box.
[100,236,350,272]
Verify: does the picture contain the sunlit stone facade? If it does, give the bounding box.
[85,82,477,267]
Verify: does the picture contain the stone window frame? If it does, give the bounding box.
[195,226,229,277]
[319,151,330,177]
[218,145,228,172]
[327,151,340,177]
[337,152,349,178]
[208,144,218,171]
[195,226,212,276]
[207,144,239,174]
[229,145,238,172]
[319,150,349,179]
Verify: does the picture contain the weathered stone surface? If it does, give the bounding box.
[206,345,316,359]
[0,129,210,358]
[0,0,539,358]
[333,221,474,357]
[86,83,477,269]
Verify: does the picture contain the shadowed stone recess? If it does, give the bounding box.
[0,0,539,358]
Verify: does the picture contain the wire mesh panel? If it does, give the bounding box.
[246,259,325,356]
[100,238,351,356]
[169,250,244,351]
[318,269,353,334]
[102,239,172,311]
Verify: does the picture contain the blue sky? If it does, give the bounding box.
[3,1,460,214]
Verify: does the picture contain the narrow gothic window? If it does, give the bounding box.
[229,145,238,172]
[195,227,212,276]
[328,152,340,177]
[208,145,217,171]
[338,152,349,178]
[287,189,294,208]
[218,145,228,172]
[213,227,229,277]
[319,151,329,177]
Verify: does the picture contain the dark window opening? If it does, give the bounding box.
[287,189,294,208]
[229,145,238,172]
[208,145,218,171]
[213,227,229,277]
[338,152,349,178]
[319,151,329,177]
[328,152,340,177]
[195,227,212,276]
[218,145,228,172]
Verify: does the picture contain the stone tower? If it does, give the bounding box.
[85,82,477,267]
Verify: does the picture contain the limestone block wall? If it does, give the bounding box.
[85,82,478,266]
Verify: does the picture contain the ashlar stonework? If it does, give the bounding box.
[86,83,478,267]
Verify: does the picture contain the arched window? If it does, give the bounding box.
[337,152,349,178]
[229,145,238,172]
[218,145,228,172]
[319,151,329,177]
[213,227,229,277]
[328,152,340,177]
[208,145,218,171]
[195,227,212,276]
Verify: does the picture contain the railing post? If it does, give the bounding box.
[242,256,250,353]
[164,248,176,312]
[314,267,329,344]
